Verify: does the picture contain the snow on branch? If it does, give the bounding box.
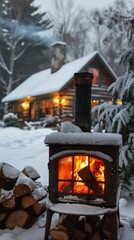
[119,47,134,71]
[119,145,129,167]
[112,105,132,133]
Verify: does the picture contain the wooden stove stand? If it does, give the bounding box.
[44,203,119,240]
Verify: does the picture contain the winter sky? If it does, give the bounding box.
[34,0,133,19]
[35,0,118,13]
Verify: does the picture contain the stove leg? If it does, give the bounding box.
[44,208,54,240]
[109,213,118,240]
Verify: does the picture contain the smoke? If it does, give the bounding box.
[0,16,58,46]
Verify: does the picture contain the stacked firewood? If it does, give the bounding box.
[0,162,47,230]
[49,213,119,240]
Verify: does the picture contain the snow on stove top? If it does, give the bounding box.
[45,132,122,146]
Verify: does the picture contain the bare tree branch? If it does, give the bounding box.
[0,53,11,75]
[12,77,21,84]
[0,76,8,91]
[14,45,28,61]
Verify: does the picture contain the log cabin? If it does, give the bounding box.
[1,42,117,128]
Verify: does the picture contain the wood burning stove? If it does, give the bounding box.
[44,72,122,240]
[45,132,122,208]
[45,72,122,208]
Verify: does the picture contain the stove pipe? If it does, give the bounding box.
[74,72,93,132]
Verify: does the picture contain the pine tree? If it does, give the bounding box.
[92,18,134,187]
[0,0,52,101]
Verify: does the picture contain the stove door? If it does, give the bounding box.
[58,154,105,197]
[49,150,115,205]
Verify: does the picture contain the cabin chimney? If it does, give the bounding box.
[74,72,93,132]
[50,41,66,73]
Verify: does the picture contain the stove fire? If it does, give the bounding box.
[58,155,105,195]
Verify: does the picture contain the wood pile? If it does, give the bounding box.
[0,162,47,230]
[49,213,119,240]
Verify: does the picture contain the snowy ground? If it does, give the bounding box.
[0,127,134,240]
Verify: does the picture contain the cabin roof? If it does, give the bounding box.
[2,51,117,102]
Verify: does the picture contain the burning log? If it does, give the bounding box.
[49,214,79,240]
[78,166,102,195]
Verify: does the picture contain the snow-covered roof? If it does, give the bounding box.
[2,51,117,102]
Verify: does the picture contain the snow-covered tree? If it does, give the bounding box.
[92,18,134,185]
[90,0,134,75]
[0,0,51,102]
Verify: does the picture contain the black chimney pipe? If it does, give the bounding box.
[74,72,93,132]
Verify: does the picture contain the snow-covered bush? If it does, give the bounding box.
[0,120,4,128]
[92,47,134,186]
[3,112,18,127]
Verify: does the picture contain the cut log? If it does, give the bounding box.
[0,179,7,189]
[2,195,16,209]
[85,221,92,233]
[50,214,79,240]
[0,189,12,203]
[13,174,36,197]
[0,212,6,222]
[86,215,100,226]
[32,201,46,216]
[13,184,32,197]
[78,166,102,195]
[50,229,69,240]
[21,195,36,209]
[73,227,87,240]
[5,210,30,229]
[32,187,47,201]
[0,163,48,230]
[0,163,20,189]
[102,213,119,240]
[90,231,102,240]
[22,166,40,181]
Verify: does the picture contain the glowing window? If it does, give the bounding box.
[88,68,99,85]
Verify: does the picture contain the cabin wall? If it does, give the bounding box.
[59,81,75,122]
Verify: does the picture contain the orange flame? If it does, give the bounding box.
[58,155,105,195]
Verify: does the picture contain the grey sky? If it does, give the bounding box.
[34,0,117,13]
